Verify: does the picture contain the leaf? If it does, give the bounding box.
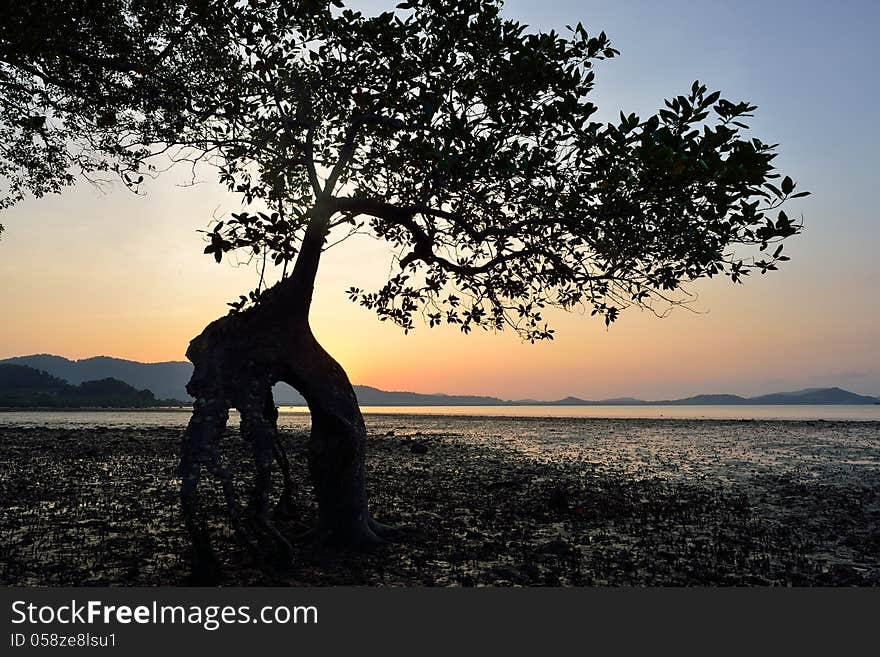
[781,176,794,194]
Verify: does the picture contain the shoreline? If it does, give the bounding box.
[2,406,880,423]
[0,406,192,412]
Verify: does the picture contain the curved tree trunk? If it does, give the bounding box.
[284,328,380,546]
[180,202,385,573]
[275,203,381,544]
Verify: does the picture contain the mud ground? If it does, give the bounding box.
[1,425,878,586]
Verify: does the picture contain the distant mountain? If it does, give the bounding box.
[645,388,879,405]
[1,355,878,406]
[552,396,591,405]
[749,387,879,405]
[658,393,747,405]
[0,364,177,407]
[0,354,192,402]
[595,397,645,405]
[0,355,505,405]
[349,385,504,406]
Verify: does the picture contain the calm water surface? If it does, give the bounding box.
[1,404,879,428]
[2,406,878,484]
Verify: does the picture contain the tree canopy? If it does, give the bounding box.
[2,0,806,340]
[189,0,806,340]
[0,0,240,220]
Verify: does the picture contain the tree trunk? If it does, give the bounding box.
[182,200,387,565]
[283,327,381,546]
[269,202,381,544]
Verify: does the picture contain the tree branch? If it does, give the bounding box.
[331,196,541,276]
[324,113,408,195]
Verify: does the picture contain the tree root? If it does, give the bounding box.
[181,323,388,577]
[272,437,298,520]
[368,517,406,541]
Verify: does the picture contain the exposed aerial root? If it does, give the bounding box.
[272,437,298,520]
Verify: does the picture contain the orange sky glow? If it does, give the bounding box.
[1,0,878,399]
[0,169,876,400]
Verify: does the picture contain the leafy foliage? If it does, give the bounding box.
[0,0,242,219]
[2,0,806,341]
[201,1,806,339]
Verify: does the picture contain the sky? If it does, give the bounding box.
[1,0,878,400]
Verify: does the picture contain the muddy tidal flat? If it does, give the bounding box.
[1,417,879,586]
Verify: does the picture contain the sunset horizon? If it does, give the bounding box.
[3,349,879,401]
[2,1,876,403]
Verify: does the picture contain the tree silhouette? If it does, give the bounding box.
[175,0,806,577]
[1,0,807,578]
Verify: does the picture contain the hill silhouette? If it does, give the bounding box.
[0,355,192,401]
[1,355,877,406]
[0,364,178,408]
